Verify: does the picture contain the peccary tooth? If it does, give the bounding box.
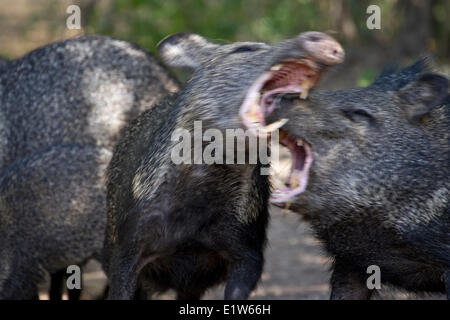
[300,79,311,99]
[259,118,288,133]
[290,170,300,189]
[270,64,283,71]
[246,93,261,119]
[297,138,303,146]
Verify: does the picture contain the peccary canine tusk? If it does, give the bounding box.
[258,118,288,133]
[300,79,311,99]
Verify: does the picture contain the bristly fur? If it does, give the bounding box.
[371,56,434,90]
[268,59,449,299]
[104,32,342,300]
[0,36,180,299]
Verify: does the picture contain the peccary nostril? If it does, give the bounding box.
[308,35,321,42]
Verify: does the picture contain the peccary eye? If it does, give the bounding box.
[342,109,374,124]
[230,46,258,54]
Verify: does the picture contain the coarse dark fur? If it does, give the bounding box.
[0,36,180,299]
[104,32,342,299]
[267,59,449,299]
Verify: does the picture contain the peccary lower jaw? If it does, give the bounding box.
[267,59,450,298]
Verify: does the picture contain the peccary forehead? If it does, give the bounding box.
[310,87,388,109]
[310,58,446,112]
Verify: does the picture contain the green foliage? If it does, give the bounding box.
[79,0,449,86]
[86,0,331,52]
[84,0,448,57]
[357,68,376,87]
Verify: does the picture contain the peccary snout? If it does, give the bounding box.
[297,31,345,65]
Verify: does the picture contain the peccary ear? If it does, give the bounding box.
[397,73,449,120]
[157,33,219,70]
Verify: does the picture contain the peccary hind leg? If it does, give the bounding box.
[107,247,142,300]
[445,270,450,300]
[50,268,82,300]
[224,253,263,300]
[330,260,373,300]
[107,210,160,300]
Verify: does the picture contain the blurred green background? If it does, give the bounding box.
[0,0,448,87]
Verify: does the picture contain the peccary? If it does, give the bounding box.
[265,59,449,299]
[0,144,110,298]
[0,35,179,169]
[0,36,180,299]
[104,32,344,299]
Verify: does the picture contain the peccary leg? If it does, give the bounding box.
[67,284,82,300]
[224,252,263,300]
[107,246,141,300]
[0,264,41,299]
[445,270,450,300]
[49,269,65,300]
[330,260,373,300]
[50,267,82,300]
[107,211,163,300]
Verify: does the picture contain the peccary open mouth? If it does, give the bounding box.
[271,129,313,203]
[239,57,319,203]
[239,32,344,203]
[239,57,319,137]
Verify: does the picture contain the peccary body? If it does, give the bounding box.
[0,35,179,169]
[0,36,179,299]
[104,32,344,299]
[267,59,449,299]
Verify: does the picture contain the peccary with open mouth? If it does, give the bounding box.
[104,31,344,299]
[264,59,449,299]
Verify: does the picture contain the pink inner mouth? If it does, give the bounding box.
[269,131,313,203]
[239,58,317,203]
[239,58,319,138]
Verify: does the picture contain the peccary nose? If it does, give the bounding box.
[298,31,345,65]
